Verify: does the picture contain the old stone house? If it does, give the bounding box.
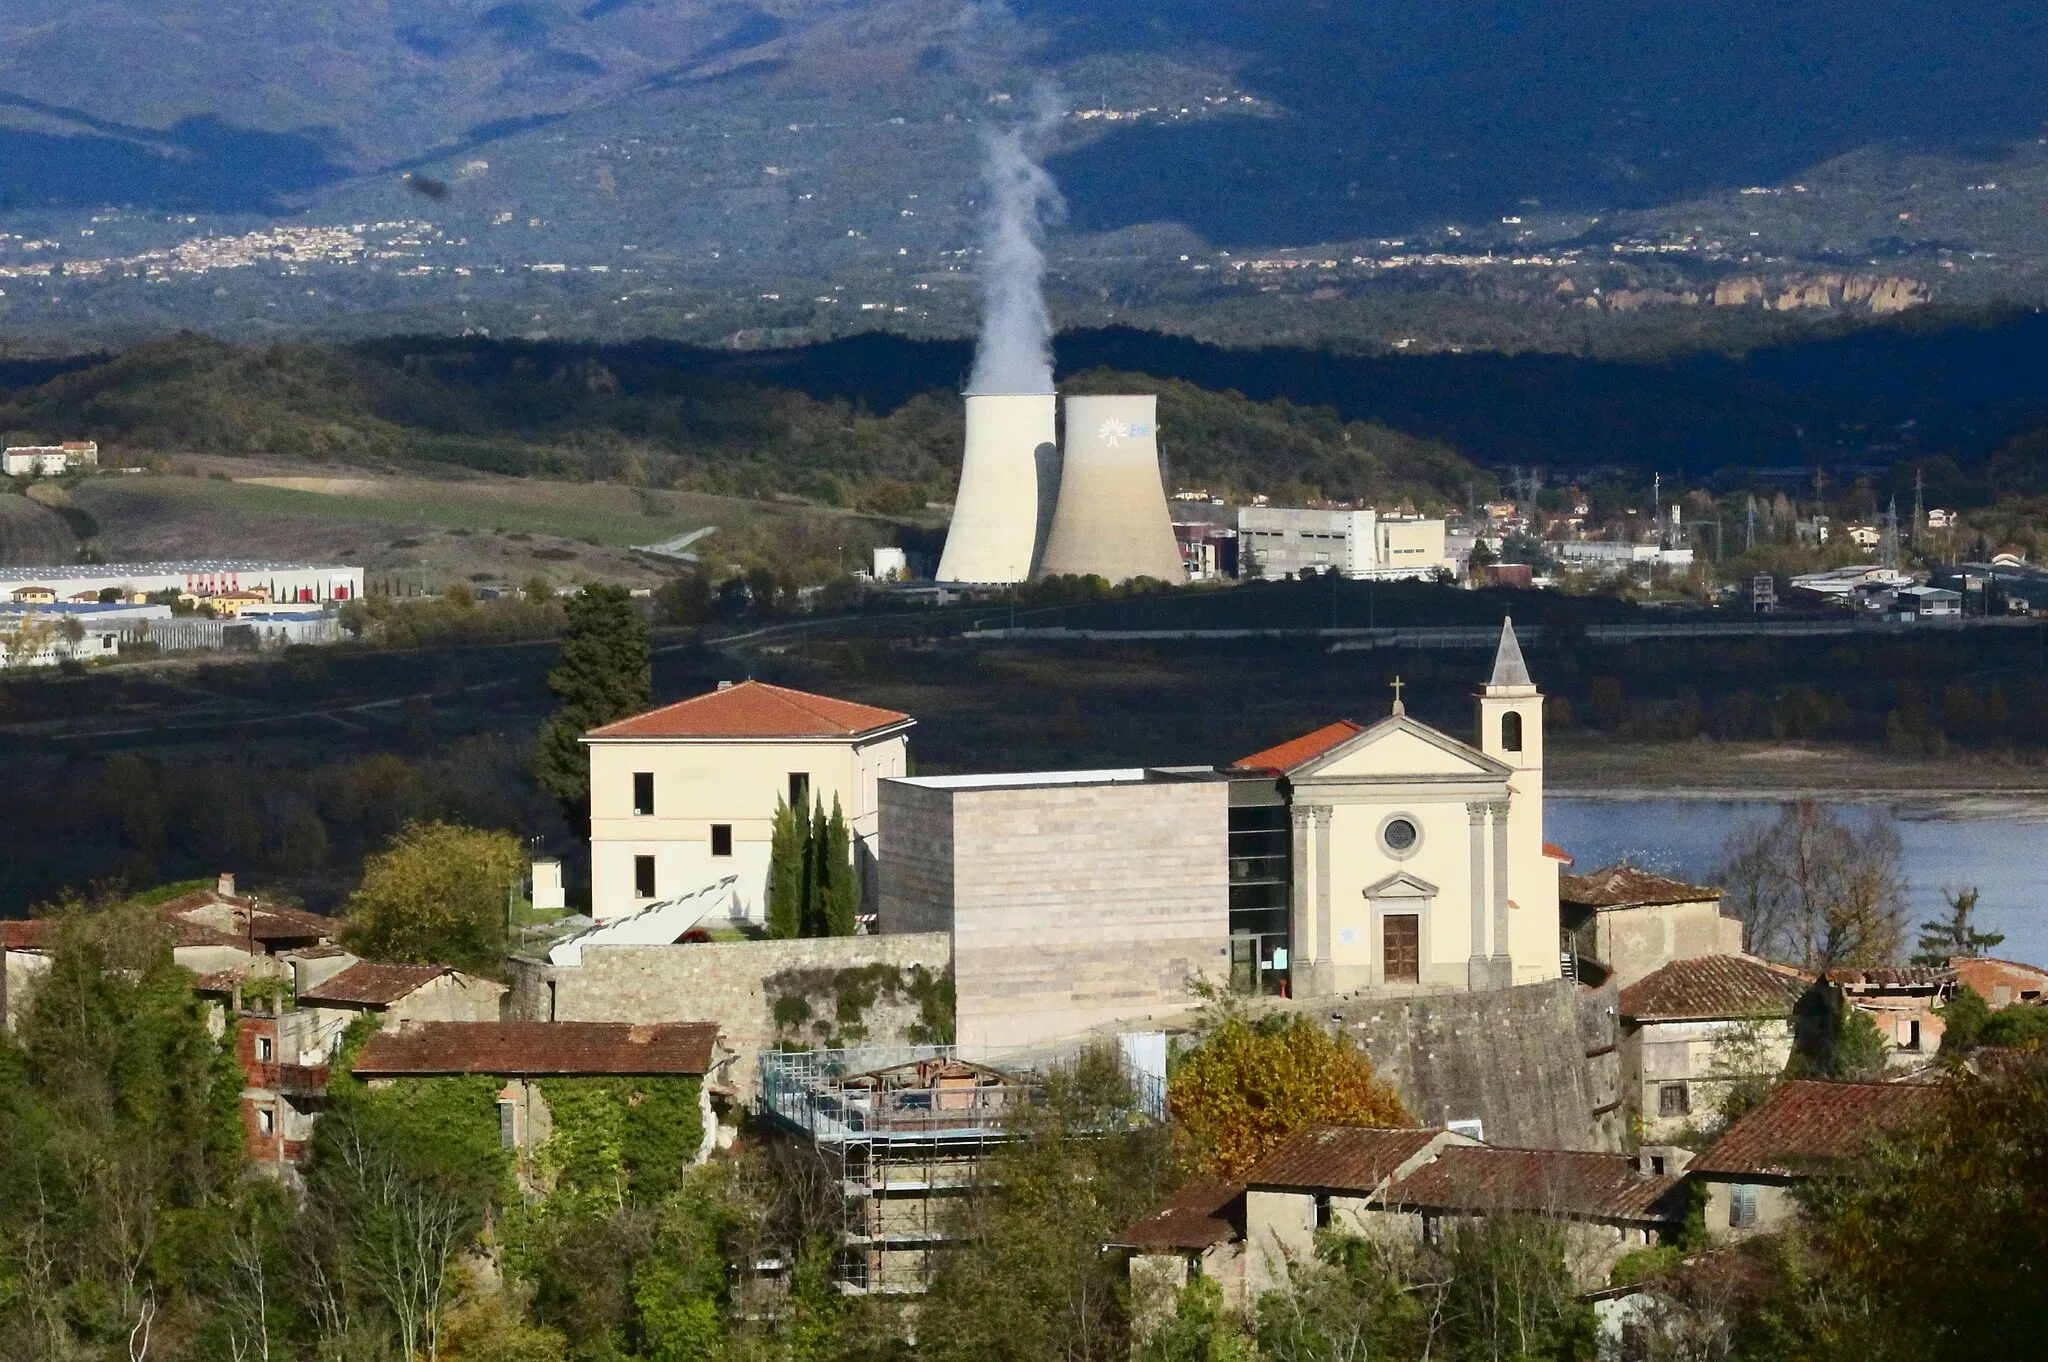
[1687,1078,1939,1242]
[1618,954,1811,1140]
[1560,866,1743,991]
[351,1020,728,1171]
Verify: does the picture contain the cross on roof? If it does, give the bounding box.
[1390,675,1406,716]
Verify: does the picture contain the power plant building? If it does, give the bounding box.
[1036,394,1186,584]
[936,393,1055,584]
[1238,507,1449,580]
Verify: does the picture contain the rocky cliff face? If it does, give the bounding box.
[1713,272,1928,313]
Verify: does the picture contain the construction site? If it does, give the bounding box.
[760,1043,1167,1293]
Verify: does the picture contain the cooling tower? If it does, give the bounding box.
[1036,395,1185,583]
[936,393,1056,583]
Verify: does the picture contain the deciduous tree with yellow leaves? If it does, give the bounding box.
[1171,1014,1409,1179]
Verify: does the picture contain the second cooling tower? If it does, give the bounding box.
[1036,394,1185,583]
[936,393,1055,584]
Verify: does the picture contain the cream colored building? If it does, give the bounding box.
[1229,620,1561,997]
[1560,865,1745,991]
[584,681,914,923]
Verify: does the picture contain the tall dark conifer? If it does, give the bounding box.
[532,585,652,829]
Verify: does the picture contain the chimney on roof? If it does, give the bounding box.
[218,872,236,897]
[717,680,735,690]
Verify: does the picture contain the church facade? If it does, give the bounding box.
[1228,621,1563,999]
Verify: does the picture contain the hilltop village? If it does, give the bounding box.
[6,616,2036,1358]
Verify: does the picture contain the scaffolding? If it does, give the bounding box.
[760,1043,1165,1293]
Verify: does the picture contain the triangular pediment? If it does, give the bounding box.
[1289,714,1510,781]
[1365,871,1440,899]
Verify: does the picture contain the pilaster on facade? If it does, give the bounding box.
[1466,799,1490,988]
[1289,806,1317,968]
[1311,806,1334,965]
[1489,797,1513,983]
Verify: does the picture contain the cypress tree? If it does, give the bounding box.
[823,795,859,936]
[796,799,821,937]
[532,585,652,828]
[767,798,802,939]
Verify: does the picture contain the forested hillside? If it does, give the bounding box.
[0,334,1485,511]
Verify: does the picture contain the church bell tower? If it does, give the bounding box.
[1477,617,1554,983]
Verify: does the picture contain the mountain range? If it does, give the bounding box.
[2,0,2047,347]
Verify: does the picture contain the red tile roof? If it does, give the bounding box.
[1621,955,1813,1022]
[1386,1146,1682,1223]
[1109,1176,1244,1251]
[1243,1126,1444,1192]
[352,1021,719,1077]
[585,680,912,741]
[1231,720,1368,774]
[299,961,452,1007]
[2,919,54,950]
[1690,1079,1939,1178]
[4,916,249,953]
[156,890,340,944]
[1560,864,1721,909]
[1826,966,1953,991]
[1543,842,1574,864]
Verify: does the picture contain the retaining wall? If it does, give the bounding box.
[1322,977,1625,1151]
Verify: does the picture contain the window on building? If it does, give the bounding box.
[257,1036,273,1062]
[1422,1213,1443,1246]
[633,771,655,816]
[1502,711,1523,752]
[711,824,733,857]
[1729,1184,1759,1229]
[635,855,656,899]
[499,1101,518,1149]
[789,772,810,808]
[1905,1019,1922,1050]
[1314,1194,1333,1230]
[257,1106,275,1135]
[1659,1083,1690,1117]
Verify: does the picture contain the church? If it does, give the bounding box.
[1226,620,1564,999]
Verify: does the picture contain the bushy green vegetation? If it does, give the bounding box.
[340,820,529,977]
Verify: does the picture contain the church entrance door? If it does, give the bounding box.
[1383,914,1420,983]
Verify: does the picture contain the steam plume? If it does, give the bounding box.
[968,87,1065,395]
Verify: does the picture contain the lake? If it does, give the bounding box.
[1549,796,2048,970]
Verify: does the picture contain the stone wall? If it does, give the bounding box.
[1322,978,1624,1152]
[509,933,953,1095]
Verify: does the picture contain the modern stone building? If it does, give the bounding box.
[878,767,1231,1049]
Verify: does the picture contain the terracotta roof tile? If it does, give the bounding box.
[1690,1079,1939,1178]
[299,961,451,1007]
[1109,1177,1244,1251]
[1543,842,1574,864]
[585,681,912,741]
[156,891,340,943]
[4,915,249,953]
[1560,864,1721,909]
[2,919,54,950]
[1243,1126,1444,1192]
[1386,1146,1684,1222]
[1826,966,1953,990]
[1621,955,1813,1022]
[352,1021,719,1077]
[1231,720,1368,774]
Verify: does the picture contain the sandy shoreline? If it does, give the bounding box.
[1549,740,2048,821]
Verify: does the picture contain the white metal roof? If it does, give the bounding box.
[895,768,1150,791]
